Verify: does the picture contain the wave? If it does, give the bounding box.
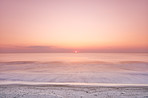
[0,60,148,84]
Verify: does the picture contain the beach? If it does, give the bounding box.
[1,83,148,98]
[0,53,148,97]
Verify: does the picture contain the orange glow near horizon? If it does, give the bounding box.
[0,0,148,53]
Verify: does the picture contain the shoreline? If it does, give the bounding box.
[1,81,148,87]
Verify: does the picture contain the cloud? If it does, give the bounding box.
[0,45,148,53]
[27,46,53,49]
[0,46,73,53]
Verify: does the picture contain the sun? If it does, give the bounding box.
[74,50,78,53]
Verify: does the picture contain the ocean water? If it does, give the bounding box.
[0,53,148,84]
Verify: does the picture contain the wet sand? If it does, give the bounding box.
[0,84,148,98]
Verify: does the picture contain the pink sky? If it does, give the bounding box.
[0,0,148,52]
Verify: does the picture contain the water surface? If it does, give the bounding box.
[0,53,148,84]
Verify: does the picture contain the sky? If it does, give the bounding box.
[0,0,148,53]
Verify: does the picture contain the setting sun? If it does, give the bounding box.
[74,50,78,53]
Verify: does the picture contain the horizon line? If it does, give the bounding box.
[0,52,148,53]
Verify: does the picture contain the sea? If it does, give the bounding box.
[0,53,148,84]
